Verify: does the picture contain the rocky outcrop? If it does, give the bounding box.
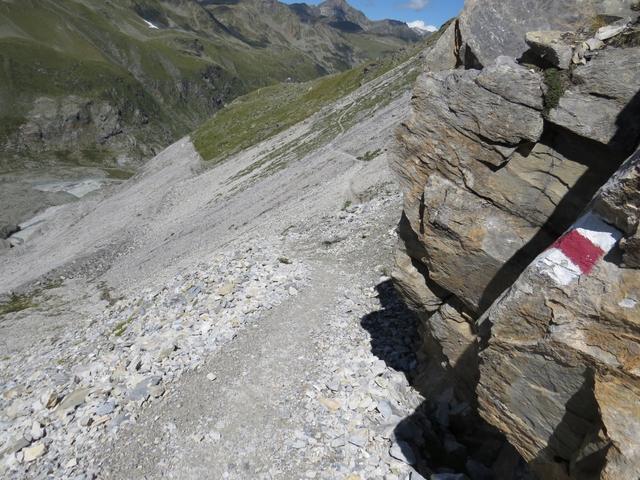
[6,95,158,168]
[478,150,640,479]
[392,2,640,478]
[457,0,636,67]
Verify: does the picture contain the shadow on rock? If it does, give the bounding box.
[361,280,534,480]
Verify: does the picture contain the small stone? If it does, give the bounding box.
[348,430,368,448]
[0,435,30,457]
[93,415,110,426]
[149,385,165,398]
[30,421,45,441]
[2,386,24,401]
[585,38,604,51]
[41,390,60,409]
[377,400,393,420]
[330,437,346,448]
[288,287,298,296]
[206,373,217,382]
[596,23,627,41]
[318,397,341,412]
[217,282,235,296]
[390,440,416,465]
[326,378,340,392]
[5,400,29,419]
[126,377,160,404]
[95,401,115,416]
[291,439,306,449]
[57,388,90,413]
[79,415,94,427]
[22,443,46,462]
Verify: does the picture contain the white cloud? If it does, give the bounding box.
[407,20,437,32]
[403,0,429,10]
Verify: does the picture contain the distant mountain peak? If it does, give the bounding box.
[407,20,438,35]
[318,0,366,22]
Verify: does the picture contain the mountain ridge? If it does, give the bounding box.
[0,0,421,173]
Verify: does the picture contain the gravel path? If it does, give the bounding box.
[0,54,432,479]
[99,192,428,480]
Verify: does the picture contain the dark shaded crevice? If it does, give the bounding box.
[361,281,533,478]
[611,90,640,155]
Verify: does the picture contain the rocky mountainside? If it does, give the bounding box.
[1,1,639,479]
[392,0,640,478]
[0,29,445,478]
[0,0,420,172]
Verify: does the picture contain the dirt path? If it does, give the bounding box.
[97,194,426,480]
[100,260,338,479]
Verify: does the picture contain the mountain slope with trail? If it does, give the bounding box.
[0,39,433,479]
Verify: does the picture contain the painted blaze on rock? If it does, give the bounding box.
[478,151,640,480]
[537,213,623,286]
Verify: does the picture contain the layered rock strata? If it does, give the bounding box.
[478,150,640,480]
[392,2,640,478]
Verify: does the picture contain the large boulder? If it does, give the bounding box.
[391,2,640,478]
[478,149,640,479]
[392,53,623,314]
[458,0,636,67]
[548,47,640,155]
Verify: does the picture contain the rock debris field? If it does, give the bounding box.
[0,73,455,478]
[1,190,440,480]
[0,59,488,478]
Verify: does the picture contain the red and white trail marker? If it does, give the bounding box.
[536,213,622,286]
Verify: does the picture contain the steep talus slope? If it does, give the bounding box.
[392,0,640,478]
[0,0,420,172]
[0,38,429,478]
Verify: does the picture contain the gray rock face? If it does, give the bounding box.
[423,21,460,72]
[458,0,636,67]
[525,31,574,69]
[478,149,640,480]
[548,91,624,145]
[9,96,139,163]
[392,4,640,479]
[572,47,640,102]
[548,47,640,154]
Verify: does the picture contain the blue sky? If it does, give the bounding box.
[280,0,464,29]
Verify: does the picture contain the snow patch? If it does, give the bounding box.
[143,19,159,30]
[407,20,437,33]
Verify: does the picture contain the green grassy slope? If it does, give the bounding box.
[193,33,440,164]
[0,0,420,172]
